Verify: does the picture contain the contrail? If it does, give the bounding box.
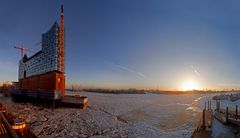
[103,60,147,79]
[190,65,201,78]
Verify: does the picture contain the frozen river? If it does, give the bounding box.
[68,91,228,137]
[0,91,238,137]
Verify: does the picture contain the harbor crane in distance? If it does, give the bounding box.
[13,45,35,58]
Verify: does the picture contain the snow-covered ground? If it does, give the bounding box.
[212,118,236,138]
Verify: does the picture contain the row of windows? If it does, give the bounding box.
[19,49,62,79]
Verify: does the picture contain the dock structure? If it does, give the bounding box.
[0,122,8,138]
[0,103,19,137]
[0,112,19,138]
[61,95,88,109]
[192,101,213,138]
[0,103,38,138]
[214,100,240,126]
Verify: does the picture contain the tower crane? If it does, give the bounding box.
[13,45,35,59]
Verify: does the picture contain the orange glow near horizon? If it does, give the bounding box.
[180,80,200,91]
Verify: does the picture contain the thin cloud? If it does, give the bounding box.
[103,60,147,79]
[136,72,146,78]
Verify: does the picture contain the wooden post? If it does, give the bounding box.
[216,100,218,111]
[218,101,221,111]
[216,101,218,112]
[208,101,210,110]
[236,105,238,120]
[210,101,211,110]
[207,101,209,110]
[202,109,205,129]
[226,107,228,123]
[205,102,206,110]
[50,100,55,111]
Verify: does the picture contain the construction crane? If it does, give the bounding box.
[13,45,35,59]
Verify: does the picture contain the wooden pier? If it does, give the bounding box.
[192,101,213,138]
[214,100,240,126]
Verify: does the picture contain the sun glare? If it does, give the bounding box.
[181,80,200,91]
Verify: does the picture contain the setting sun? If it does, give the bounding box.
[181,80,200,91]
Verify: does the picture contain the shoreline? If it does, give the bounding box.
[67,89,240,95]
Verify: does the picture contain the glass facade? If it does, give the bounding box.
[19,22,63,79]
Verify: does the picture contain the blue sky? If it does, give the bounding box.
[1,0,240,90]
